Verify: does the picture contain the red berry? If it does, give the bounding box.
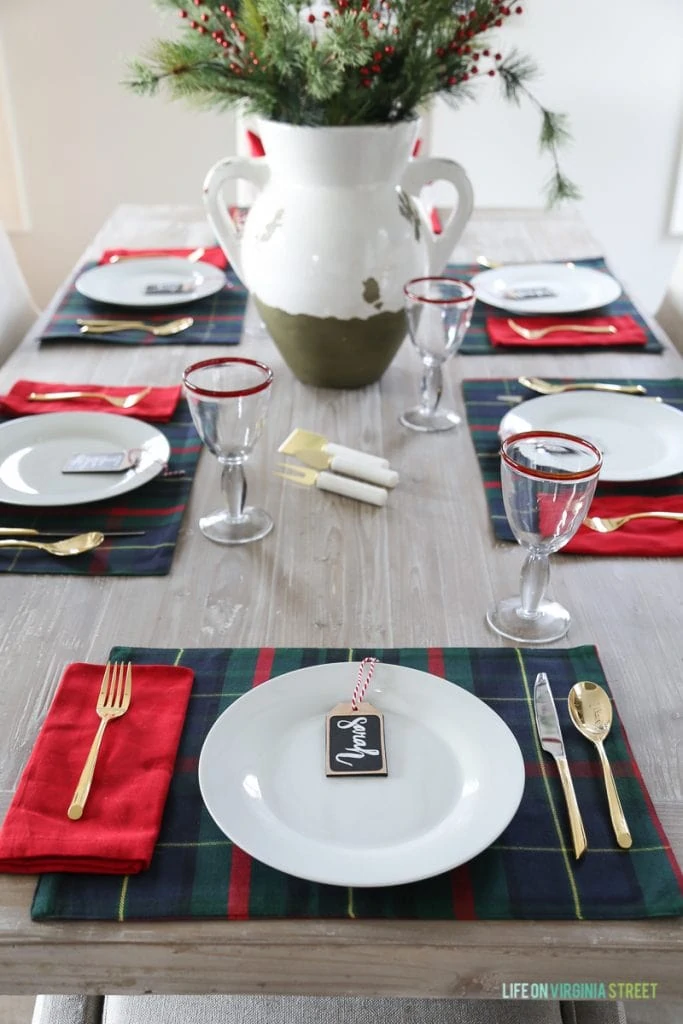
[308,12,315,21]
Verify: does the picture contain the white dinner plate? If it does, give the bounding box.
[198,661,525,888]
[470,263,622,314]
[499,392,683,482]
[75,258,226,308]
[0,412,170,506]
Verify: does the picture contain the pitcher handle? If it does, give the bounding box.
[400,157,474,274]
[202,156,270,283]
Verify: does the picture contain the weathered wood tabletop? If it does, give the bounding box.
[0,205,680,996]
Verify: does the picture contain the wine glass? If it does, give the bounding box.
[486,430,602,643]
[183,357,273,545]
[400,277,476,432]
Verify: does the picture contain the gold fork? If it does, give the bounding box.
[77,316,193,337]
[28,387,151,409]
[507,319,618,341]
[67,662,132,820]
[518,376,647,397]
[584,512,683,533]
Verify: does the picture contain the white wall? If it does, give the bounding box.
[0,1,236,306]
[429,0,683,310]
[1,0,682,312]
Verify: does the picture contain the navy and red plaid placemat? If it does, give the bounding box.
[0,401,201,575]
[40,262,247,345]
[450,259,664,355]
[462,377,683,543]
[31,645,683,922]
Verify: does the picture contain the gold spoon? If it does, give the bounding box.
[518,376,647,397]
[0,531,104,556]
[568,681,632,849]
[77,317,193,337]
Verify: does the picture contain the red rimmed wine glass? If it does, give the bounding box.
[486,430,602,643]
[400,276,476,432]
[183,357,273,545]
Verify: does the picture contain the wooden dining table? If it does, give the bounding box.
[0,204,680,997]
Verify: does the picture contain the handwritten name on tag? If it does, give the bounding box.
[62,450,140,473]
[325,702,387,777]
[145,281,196,295]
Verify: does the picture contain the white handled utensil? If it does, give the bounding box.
[275,463,388,506]
[278,428,390,468]
[291,447,398,488]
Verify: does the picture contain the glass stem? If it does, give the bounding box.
[419,362,443,414]
[221,462,247,522]
[518,550,549,618]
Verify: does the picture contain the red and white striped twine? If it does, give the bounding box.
[350,657,378,712]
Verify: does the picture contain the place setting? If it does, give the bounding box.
[447,257,664,355]
[463,376,683,558]
[39,242,248,346]
[0,643,675,928]
[0,378,202,575]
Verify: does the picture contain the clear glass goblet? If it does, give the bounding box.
[183,357,273,545]
[486,430,602,643]
[400,277,476,432]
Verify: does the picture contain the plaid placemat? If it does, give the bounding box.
[463,377,683,543]
[449,259,664,355]
[40,262,247,345]
[32,645,683,921]
[0,401,201,574]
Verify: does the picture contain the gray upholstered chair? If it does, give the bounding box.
[31,994,628,1024]
[656,245,683,353]
[0,221,37,364]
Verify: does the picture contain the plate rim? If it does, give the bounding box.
[0,410,171,506]
[198,661,525,888]
[470,262,622,314]
[74,257,226,308]
[498,391,683,482]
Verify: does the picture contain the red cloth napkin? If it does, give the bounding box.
[1,380,181,423]
[486,315,647,348]
[549,494,683,557]
[0,662,194,874]
[98,245,227,270]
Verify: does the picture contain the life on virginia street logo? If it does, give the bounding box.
[501,982,659,1000]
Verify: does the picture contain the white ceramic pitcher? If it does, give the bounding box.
[203,118,473,388]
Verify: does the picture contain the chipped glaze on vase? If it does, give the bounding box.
[203,119,474,389]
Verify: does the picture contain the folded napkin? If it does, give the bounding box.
[566,494,683,557]
[1,379,181,423]
[0,662,194,874]
[98,245,227,269]
[486,314,647,348]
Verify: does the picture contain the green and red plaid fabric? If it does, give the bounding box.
[449,258,664,355]
[40,263,247,345]
[32,645,683,922]
[0,401,201,575]
[462,377,683,543]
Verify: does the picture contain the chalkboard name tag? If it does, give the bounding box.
[325,702,387,777]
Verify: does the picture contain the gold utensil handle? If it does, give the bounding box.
[67,717,109,820]
[0,538,45,550]
[596,741,632,849]
[80,322,148,333]
[28,391,88,402]
[0,528,39,537]
[557,757,587,859]
[568,383,644,395]
[544,324,616,335]
[621,512,683,524]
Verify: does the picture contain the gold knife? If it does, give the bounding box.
[534,672,587,860]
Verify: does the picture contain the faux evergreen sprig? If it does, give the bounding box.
[127,0,579,204]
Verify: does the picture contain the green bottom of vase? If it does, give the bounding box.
[254,298,407,388]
